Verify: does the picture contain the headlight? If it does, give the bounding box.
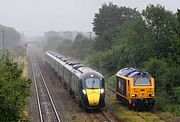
[82,89,86,95]
[100,89,104,94]
[149,94,154,97]
[131,94,137,97]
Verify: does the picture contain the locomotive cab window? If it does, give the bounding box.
[134,77,151,86]
[85,78,101,89]
[116,76,127,96]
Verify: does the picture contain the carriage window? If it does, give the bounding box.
[134,78,151,86]
[85,78,101,89]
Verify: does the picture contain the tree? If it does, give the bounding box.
[142,4,177,58]
[45,31,60,50]
[112,17,156,68]
[71,34,94,60]
[0,25,20,51]
[169,9,180,64]
[56,38,72,55]
[92,3,140,51]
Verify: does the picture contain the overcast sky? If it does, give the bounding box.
[0,0,179,34]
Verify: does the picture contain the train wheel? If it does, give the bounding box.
[128,106,132,110]
[116,94,121,101]
[99,108,104,112]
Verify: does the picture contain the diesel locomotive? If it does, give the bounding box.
[45,51,105,110]
[116,68,155,110]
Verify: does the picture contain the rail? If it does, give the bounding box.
[107,87,116,94]
[102,111,112,122]
[30,55,62,122]
[31,56,43,122]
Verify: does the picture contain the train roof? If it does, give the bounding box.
[117,67,151,78]
[45,51,104,78]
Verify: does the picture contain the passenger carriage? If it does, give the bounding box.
[45,51,105,110]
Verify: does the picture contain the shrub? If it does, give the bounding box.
[0,57,31,121]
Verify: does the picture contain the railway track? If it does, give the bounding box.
[28,46,115,122]
[30,55,62,122]
[86,112,113,122]
[82,108,113,122]
[102,111,112,122]
[35,51,115,122]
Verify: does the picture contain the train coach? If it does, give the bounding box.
[116,68,155,110]
[45,51,105,111]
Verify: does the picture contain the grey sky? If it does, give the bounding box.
[0,0,179,33]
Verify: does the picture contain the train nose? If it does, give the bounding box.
[86,89,100,106]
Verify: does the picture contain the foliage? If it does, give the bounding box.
[13,45,27,57]
[0,24,26,57]
[170,9,180,64]
[86,52,103,71]
[142,4,177,58]
[113,18,155,68]
[71,33,95,60]
[44,3,180,115]
[107,75,116,89]
[93,3,140,51]
[0,54,31,121]
[46,33,95,60]
[90,3,180,114]
[56,38,72,55]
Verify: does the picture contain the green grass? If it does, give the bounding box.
[106,98,164,122]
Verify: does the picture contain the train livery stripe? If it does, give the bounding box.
[86,89,100,106]
[116,74,129,80]
[116,91,129,100]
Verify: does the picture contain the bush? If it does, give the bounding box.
[144,58,171,91]
[107,75,116,89]
[0,57,31,121]
[144,58,180,115]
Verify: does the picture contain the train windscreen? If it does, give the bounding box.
[85,78,101,89]
[134,78,151,86]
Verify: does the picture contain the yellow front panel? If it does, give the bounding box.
[129,77,155,99]
[86,89,100,106]
[131,88,154,98]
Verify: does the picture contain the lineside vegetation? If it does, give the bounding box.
[45,3,180,117]
[0,52,31,121]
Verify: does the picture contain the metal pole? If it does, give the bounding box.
[3,31,4,52]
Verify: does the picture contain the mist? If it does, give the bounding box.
[0,0,179,33]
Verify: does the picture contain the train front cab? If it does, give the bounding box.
[80,73,105,110]
[116,74,155,110]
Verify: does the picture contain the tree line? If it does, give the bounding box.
[45,3,180,115]
[0,25,26,56]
